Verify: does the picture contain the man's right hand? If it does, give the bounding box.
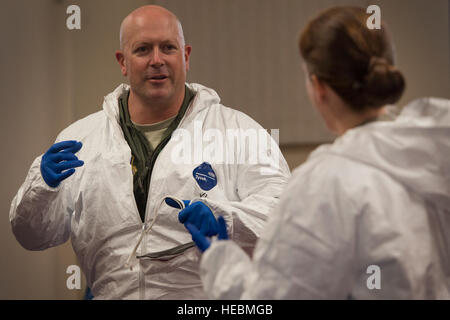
[40,140,84,188]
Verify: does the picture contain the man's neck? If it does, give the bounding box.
[128,88,185,125]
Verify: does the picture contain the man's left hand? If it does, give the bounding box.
[185,216,229,252]
[166,199,218,237]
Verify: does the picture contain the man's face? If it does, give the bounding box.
[117,15,191,105]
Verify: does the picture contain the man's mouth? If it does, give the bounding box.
[148,74,168,81]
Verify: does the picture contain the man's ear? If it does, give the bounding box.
[115,51,127,76]
[184,45,192,72]
[310,74,327,104]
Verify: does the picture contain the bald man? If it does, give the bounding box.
[10,5,290,299]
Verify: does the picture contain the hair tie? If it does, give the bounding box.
[369,56,389,69]
[352,81,363,90]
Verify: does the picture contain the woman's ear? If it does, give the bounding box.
[310,74,327,104]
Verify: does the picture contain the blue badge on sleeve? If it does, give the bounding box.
[193,162,217,191]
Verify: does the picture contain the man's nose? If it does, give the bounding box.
[150,48,164,67]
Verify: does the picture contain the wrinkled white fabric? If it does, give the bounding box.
[9,83,290,299]
[201,97,450,299]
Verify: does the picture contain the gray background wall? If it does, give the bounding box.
[159,0,450,144]
[1,0,449,299]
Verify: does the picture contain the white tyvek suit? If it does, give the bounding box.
[200,97,450,299]
[9,83,291,299]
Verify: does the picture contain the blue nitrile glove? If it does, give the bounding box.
[165,198,218,237]
[185,216,229,252]
[40,140,84,188]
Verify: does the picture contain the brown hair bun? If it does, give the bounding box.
[363,56,405,107]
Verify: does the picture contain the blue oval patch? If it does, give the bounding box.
[193,162,217,191]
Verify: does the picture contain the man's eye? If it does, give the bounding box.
[136,47,148,53]
[164,45,176,51]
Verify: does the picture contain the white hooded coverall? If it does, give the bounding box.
[9,83,291,299]
[200,97,450,299]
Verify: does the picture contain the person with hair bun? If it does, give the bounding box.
[184,6,450,299]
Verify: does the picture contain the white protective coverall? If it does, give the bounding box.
[9,83,291,299]
[200,97,450,299]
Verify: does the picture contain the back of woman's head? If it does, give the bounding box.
[299,6,405,111]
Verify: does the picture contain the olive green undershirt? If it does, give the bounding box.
[118,86,195,222]
[132,115,177,150]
